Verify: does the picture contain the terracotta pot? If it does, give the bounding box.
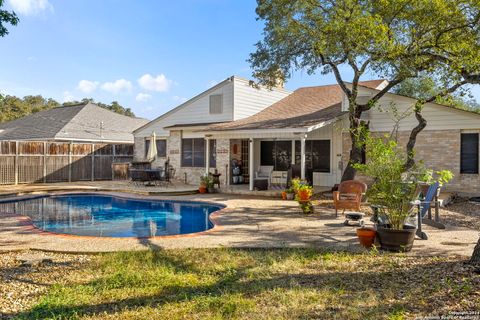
[356,227,376,248]
[376,225,416,252]
[198,186,207,194]
[281,192,287,200]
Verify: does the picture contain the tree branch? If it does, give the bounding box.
[358,78,406,111]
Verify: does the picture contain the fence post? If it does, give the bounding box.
[68,142,73,182]
[43,141,47,183]
[91,143,95,181]
[14,141,18,185]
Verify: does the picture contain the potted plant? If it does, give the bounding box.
[206,175,215,193]
[356,226,376,248]
[295,183,314,214]
[285,188,295,200]
[354,134,452,252]
[199,175,209,194]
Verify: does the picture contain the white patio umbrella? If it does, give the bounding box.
[147,131,157,162]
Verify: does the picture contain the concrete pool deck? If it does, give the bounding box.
[0,191,477,257]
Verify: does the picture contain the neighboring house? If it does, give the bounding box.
[134,76,480,193]
[0,102,148,143]
[0,102,148,184]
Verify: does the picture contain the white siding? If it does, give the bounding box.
[353,88,480,132]
[308,123,343,186]
[135,80,235,138]
[233,77,291,120]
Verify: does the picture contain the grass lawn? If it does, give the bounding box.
[14,248,479,320]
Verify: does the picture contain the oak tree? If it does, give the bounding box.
[249,0,480,179]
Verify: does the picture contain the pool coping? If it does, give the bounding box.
[0,191,229,241]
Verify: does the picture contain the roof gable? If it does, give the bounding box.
[0,103,148,142]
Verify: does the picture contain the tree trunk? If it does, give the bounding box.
[404,108,427,170]
[471,236,480,265]
[342,140,363,181]
[341,116,369,182]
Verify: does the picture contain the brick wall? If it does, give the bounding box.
[342,129,480,193]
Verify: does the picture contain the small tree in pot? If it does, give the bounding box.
[354,134,452,252]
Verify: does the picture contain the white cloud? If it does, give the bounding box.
[136,93,152,102]
[101,79,132,94]
[8,0,53,16]
[62,91,75,103]
[77,80,99,94]
[138,73,172,92]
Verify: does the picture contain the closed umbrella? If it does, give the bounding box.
[147,131,157,162]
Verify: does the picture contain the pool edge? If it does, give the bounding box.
[0,191,229,241]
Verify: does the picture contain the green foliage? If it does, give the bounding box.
[290,177,309,193]
[251,0,480,89]
[0,95,136,123]
[354,134,452,230]
[394,75,480,113]
[200,174,214,188]
[250,0,480,180]
[0,0,18,37]
[63,98,135,117]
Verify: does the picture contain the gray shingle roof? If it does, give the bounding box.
[0,103,148,142]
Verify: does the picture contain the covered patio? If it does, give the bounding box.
[204,120,344,191]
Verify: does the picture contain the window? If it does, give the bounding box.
[209,139,217,167]
[461,133,479,174]
[209,94,223,114]
[260,140,292,170]
[295,140,331,173]
[145,139,167,158]
[181,138,217,167]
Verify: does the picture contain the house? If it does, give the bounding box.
[134,76,480,193]
[0,102,148,184]
[0,102,148,143]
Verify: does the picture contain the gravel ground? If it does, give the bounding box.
[441,197,480,230]
[0,251,90,319]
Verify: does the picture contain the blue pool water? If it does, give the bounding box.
[0,194,224,237]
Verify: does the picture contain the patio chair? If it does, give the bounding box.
[255,166,273,188]
[412,182,442,240]
[333,180,367,217]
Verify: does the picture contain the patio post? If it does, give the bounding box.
[300,136,306,180]
[249,138,254,191]
[291,140,295,164]
[205,137,210,174]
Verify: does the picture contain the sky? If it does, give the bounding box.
[1,0,479,120]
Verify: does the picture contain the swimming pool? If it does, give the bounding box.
[0,194,224,238]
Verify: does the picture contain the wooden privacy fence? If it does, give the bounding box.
[0,141,134,185]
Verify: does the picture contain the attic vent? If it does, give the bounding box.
[209,94,223,114]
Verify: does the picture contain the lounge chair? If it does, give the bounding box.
[412,182,442,240]
[333,180,367,217]
[254,166,273,189]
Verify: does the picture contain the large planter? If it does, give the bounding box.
[286,193,295,200]
[356,227,376,248]
[198,186,207,194]
[376,225,416,252]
